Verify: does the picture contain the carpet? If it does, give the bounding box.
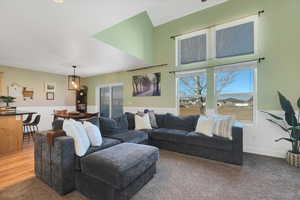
[0,150,300,200]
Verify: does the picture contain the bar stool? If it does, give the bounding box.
[23,113,33,143]
[28,115,41,140]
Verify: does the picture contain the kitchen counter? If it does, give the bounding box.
[0,111,37,155]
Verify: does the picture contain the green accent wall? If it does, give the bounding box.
[94,11,154,64]
[85,0,300,111]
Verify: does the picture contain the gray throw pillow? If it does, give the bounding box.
[99,114,128,136]
[148,111,158,129]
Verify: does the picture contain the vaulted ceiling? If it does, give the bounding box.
[0,0,227,77]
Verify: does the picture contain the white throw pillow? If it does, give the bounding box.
[135,113,152,130]
[195,116,215,137]
[63,119,90,157]
[83,121,102,146]
[214,115,235,140]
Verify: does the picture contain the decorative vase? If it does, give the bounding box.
[287,151,300,168]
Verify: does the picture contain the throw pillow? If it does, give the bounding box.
[99,114,128,136]
[148,110,159,129]
[135,113,152,130]
[195,116,215,137]
[83,121,102,146]
[164,113,199,131]
[63,119,90,157]
[125,112,135,130]
[214,115,235,140]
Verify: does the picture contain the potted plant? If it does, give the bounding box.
[263,92,300,167]
[0,96,16,109]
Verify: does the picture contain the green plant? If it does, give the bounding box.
[0,96,16,107]
[263,92,300,154]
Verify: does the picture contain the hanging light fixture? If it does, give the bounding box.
[68,66,80,90]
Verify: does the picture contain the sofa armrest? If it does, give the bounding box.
[231,123,243,165]
[51,136,75,194]
[35,131,75,195]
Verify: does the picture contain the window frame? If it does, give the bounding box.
[212,15,258,59]
[175,29,210,67]
[214,61,257,124]
[175,15,258,66]
[175,69,207,116]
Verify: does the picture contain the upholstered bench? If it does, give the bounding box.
[76,143,159,200]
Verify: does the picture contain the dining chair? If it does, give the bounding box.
[28,115,41,139]
[23,113,33,143]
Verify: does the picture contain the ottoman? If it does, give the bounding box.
[76,143,159,200]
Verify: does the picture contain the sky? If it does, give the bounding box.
[218,69,254,94]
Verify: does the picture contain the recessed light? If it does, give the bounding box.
[53,0,64,3]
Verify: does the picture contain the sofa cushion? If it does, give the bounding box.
[125,112,135,130]
[75,137,121,170]
[99,115,128,136]
[107,130,148,144]
[85,117,100,128]
[80,143,159,189]
[185,132,233,151]
[155,114,166,128]
[164,113,199,131]
[151,128,189,143]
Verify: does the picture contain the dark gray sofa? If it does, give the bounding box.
[125,112,243,165]
[35,112,243,199]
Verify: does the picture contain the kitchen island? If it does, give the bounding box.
[0,111,37,155]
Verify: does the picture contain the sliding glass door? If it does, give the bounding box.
[99,84,123,118]
[111,86,123,118]
[99,87,110,117]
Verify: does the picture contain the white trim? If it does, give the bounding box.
[175,69,206,78]
[95,83,124,118]
[17,105,76,131]
[175,29,209,67]
[214,61,257,124]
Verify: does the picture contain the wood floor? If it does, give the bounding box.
[0,141,35,189]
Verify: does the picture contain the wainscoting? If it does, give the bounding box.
[17,106,76,131]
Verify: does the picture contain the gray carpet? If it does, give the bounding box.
[0,150,300,200]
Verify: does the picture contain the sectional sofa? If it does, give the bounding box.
[35,112,243,199]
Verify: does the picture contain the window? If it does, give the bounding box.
[99,84,123,118]
[215,61,256,122]
[177,70,207,116]
[176,30,208,66]
[214,16,257,58]
[175,16,257,66]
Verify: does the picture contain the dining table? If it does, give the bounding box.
[0,110,37,155]
[53,112,99,121]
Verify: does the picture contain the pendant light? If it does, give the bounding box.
[68,66,80,90]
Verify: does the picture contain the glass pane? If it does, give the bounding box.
[111,86,123,118]
[100,87,110,117]
[216,68,254,95]
[178,74,207,116]
[217,95,253,121]
[216,22,254,58]
[179,34,207,65]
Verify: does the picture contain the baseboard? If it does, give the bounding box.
[244,145,286,158]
